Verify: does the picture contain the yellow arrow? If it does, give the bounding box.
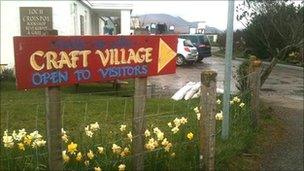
[158,38,177,73]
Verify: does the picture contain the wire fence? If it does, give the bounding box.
[0,67,259,170]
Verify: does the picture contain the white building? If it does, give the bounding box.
[0,0,133,67]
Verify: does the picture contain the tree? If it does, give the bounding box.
[237,0,304,86]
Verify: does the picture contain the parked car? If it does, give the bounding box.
[179,34,211,61]
[176,38,198,66]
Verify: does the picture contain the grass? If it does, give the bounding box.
[1,79,259,170]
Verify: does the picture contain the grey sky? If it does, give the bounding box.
[130,1,244,30]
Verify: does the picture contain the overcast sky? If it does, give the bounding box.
[130,1,244,30]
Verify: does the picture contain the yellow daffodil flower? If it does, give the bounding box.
[23,135,32,146]
[67,142,78,154]
[187,132,194,140]
[18,143,25,151]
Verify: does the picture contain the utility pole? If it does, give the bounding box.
[222,0,235,140]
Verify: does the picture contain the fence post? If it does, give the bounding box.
[199,70,217,171]
[249,58,262,128]
[132,77,147,171]
[44,30,63,170]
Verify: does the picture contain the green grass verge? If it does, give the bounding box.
[1,79,258,170]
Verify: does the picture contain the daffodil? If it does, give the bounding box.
[87,150,94,160]
[67,142,78,154]
[194,107,199,113]
[84,160,90,166]
[156,131,164,141]
[180,117,188,124]
[164,143,172,152]
[127,131,132,142]
[62,134,68,143]
[144,130,151,137]
[173,118,181,127]
[233,96,241,103]
[2,130,14,148]
[120,125,127,132]
[215,111,223,120]
[94,167,102,171]
[170,152,176,157]
[85,126,94,138]
[187,132,194,140]
[171,127,179,134]
[112,144,122,154]
[23,135,32,146]
[197,113,201,120]
[120,147,130,157]
[161,138,172,152]
[167,122,172,127]
[161,138,169,146]
[18,143,25,151]
[13,129,27,141]
[90,122,100,131]
[76,152,82,161]
[217,99,221,104]
[32,139,46,148]
[29,131,42,140]
[239,102,245,108]
[145,138,158,151]
[61,128,68,143]
[118,164,126,171]
[153,127,161,134]
[62,150,70,163]
[97,146,104,154]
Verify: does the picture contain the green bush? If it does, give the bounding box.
[0,68,15,81]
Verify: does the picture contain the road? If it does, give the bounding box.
[148,56,304,104]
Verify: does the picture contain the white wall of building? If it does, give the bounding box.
[120,10,131,35]
[0,1,92,66]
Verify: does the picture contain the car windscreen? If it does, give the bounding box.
[183,39,194,47]
[198,35,210,45]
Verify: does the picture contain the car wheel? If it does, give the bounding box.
[176,54,184,66]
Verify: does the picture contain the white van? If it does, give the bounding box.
[176,38,198,65]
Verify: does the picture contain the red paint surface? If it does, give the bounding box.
[14,35,177,90]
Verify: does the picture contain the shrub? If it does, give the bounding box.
[0,68,15,81]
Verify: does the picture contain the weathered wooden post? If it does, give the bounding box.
[199,70,217,171]
[249,57,262,128]
[132,77,147,171]
[44,30,63,170]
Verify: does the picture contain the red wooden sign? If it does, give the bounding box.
[13,35,177,89]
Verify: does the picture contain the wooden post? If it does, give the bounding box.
[132,77,147,171]
[249,58,262,128]
[44,30,63,170]
[199,70,217,171]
